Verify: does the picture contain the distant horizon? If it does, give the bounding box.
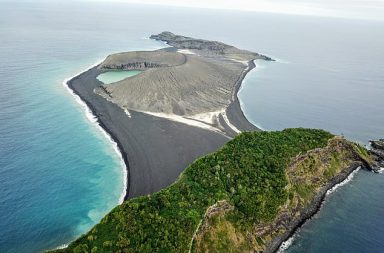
[4,0,384,21]
[82,0,384,21]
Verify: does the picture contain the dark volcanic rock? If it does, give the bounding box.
[369,139,384,172]
[150,31,274,61]
[370,140,384,151]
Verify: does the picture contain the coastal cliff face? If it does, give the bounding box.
[94,32,271,116]
[98,50,186,70]
[52,129,375,253]
[192,136,372,253]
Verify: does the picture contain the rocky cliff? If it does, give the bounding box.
[192,136,374,252]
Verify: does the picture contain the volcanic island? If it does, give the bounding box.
[56,32,382,253]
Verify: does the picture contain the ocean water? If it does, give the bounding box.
[0,1,383,252]
[284,170,384,253]
[0,2,164,252]
[238,17,384,143]
[96,70,142,84]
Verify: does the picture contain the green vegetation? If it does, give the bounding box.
[54,128,335,253]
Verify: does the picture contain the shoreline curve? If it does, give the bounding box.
[62,60,128,204]
[277,166,362,252]
[269,163,368,253]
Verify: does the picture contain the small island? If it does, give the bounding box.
[66,32,272,199]
[55,32,382,252]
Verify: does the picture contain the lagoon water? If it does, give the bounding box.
[96,70,141,84]
[0,1,383,252]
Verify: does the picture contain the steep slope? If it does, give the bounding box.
[98,50,186,70]
[52,128,373,253]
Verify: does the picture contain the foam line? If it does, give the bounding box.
[62,59,127,205]
[326,167,360,196]
[278,166,361,252]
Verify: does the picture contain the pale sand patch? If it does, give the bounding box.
[143,111,223,133]
[141,109,241,136]
[231,58,249,66]
[177,49,197,55]
[187,110,225,125]
[221,111,241,134]
[123,108,132,118]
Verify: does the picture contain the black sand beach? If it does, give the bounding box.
[225,60,258,132]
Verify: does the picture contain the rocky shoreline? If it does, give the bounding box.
[268,143,382,253]
[370,140,384,168]
[269,162,370,252]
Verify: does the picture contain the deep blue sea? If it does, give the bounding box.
[0,1,383,252]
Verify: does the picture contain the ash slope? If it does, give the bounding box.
[96,32,272,117]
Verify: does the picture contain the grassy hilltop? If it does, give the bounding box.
[53,128,371,253]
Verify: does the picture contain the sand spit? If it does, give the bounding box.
[143,109,240,136]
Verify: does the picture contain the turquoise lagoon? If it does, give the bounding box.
[97,70,141,84]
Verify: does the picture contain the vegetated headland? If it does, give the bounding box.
[55,32,382,252]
